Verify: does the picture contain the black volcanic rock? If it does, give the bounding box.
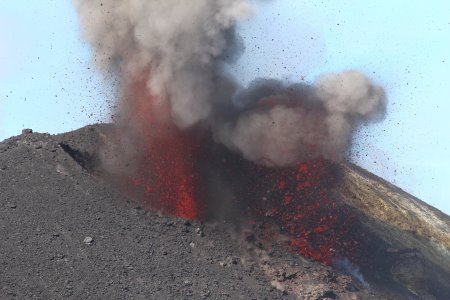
[0,124,449,299]
[0,127,284,299]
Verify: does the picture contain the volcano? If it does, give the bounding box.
[1,124,449,299]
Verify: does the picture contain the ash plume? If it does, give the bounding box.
[215,72,386,166]
[73,0,252,128]
[73,0,386,167]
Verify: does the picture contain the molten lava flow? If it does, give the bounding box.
[120,78,204,220]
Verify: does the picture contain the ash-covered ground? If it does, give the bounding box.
[1,124,448,299]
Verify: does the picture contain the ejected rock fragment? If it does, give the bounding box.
[196,227,204,237]
[83,236,94,245]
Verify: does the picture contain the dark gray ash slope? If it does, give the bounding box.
[1,124,448,299]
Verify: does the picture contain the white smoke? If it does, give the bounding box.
[334,257,369,288]
[73,0,386,167]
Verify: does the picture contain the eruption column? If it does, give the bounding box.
[74,0,387,264]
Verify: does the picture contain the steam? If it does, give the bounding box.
[73,0,386,167]
[334,257,369,288]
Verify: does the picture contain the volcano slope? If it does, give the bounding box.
[1,124,449,300]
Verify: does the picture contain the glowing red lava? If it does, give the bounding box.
[240,158,361,265]
[120,79,204,220]
[117,79,361,265]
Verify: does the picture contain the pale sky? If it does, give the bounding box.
[1,1,449,214]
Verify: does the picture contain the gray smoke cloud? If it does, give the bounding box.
[73,0,252,128]
[216,72,386,166]
[73,0,386,167]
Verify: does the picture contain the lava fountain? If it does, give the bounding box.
[118,78,205,220]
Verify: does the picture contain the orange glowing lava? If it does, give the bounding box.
[121,78,203,220]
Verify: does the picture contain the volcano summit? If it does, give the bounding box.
[1,124,449,299]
